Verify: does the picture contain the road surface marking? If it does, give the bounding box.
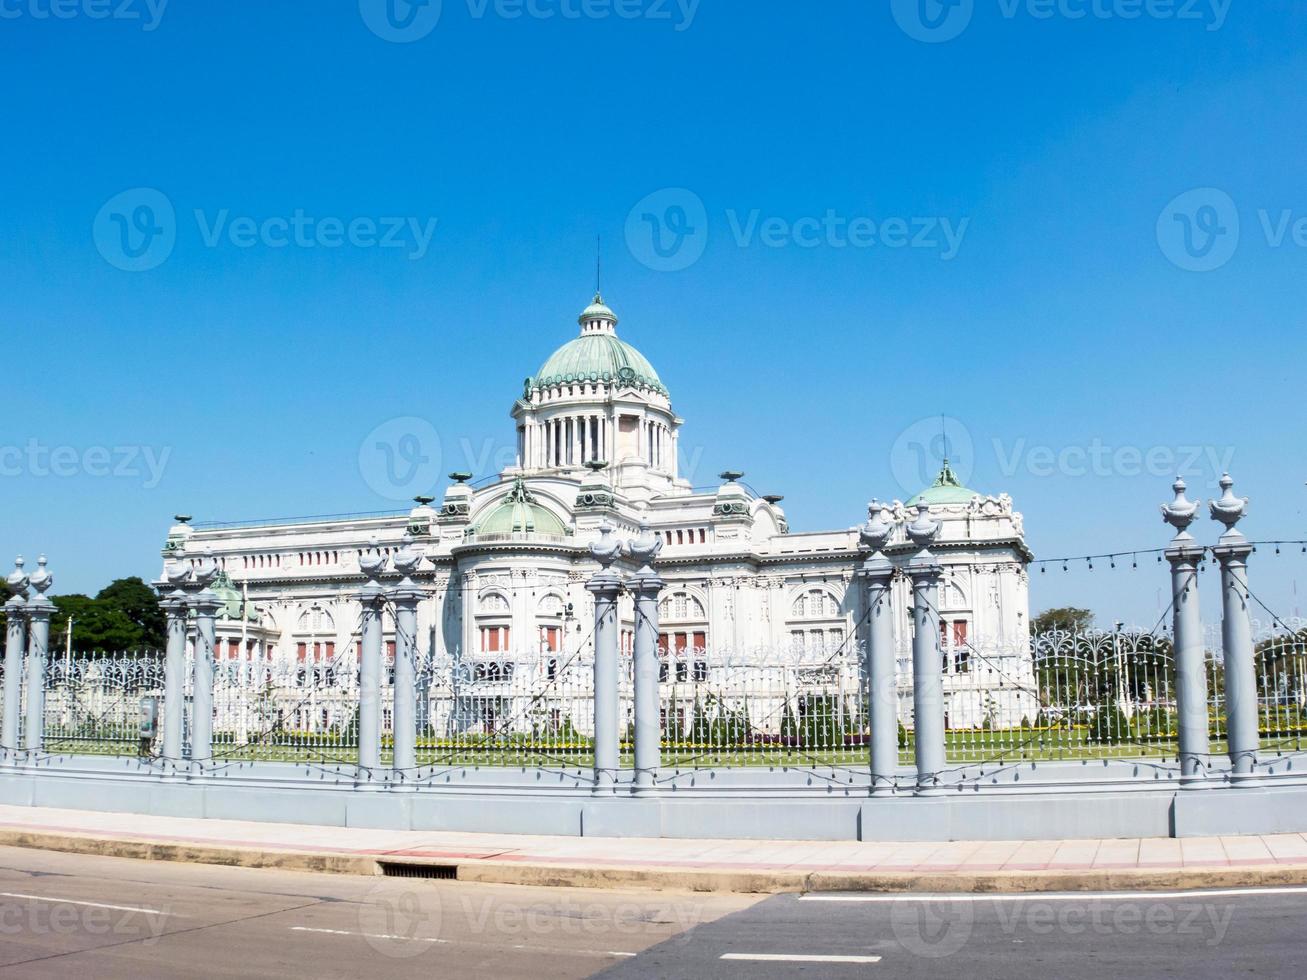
[721,953,882,963]
[291,926,445,944]
[0,892,176,916]
[800,885,1307,903]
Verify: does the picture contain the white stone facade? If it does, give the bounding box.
[162,296,1037,733]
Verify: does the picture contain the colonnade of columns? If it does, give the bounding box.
[521,413,675,472]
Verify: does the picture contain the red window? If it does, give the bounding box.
[952,621,968,648]
[674,633,688,654]
[386,640,396,662]
[541,627,560,653]
[657,633,669,655]
[296,642,307,663]
[692,631,706,653]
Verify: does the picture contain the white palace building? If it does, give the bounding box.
[163,295,1037,736]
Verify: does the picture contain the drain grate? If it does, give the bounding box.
[378,861,458,880]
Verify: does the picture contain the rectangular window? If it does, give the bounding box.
[657,633,669,655]
[692,631,706,655]
[952,620,968,648]
[296,642,307,663]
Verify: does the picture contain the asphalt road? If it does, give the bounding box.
[0,845,1305,978]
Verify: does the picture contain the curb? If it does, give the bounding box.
[4,828,1307,895]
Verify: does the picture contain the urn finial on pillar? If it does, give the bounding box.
[860,500,894,556]
[6,557,29,598]
[1161,477,1201,540]
[627,519,663,574]
[1209,473,1249,540]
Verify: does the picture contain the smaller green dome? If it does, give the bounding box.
[906,460,979,506]
[476,479,568,536]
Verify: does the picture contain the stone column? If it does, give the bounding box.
[587,523,626,791]
[628,522,664,795]
[3,558,30,755]
[357,542,387,784]
[23,556,54,754]
[1162,478,1209,787]
[188,552,221,767]
[390,536,425,780]
[905,505,945,796]
[859,504,898,796]
[159,558,193,764]
[1209,474,1258,784]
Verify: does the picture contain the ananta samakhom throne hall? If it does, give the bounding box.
[163,295,1036,732]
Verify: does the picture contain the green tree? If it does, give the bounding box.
[96,577,165,649]
[1032,607,1095,635]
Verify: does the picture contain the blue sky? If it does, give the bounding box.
[2,0,1305,625]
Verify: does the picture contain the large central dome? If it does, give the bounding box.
[526,295,667,397]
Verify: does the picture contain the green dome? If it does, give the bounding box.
[525,295,667,396]
[476,479,568,536]
[906,460,979,507]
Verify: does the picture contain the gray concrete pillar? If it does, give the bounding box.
[161,594,189,763]
[357,542,388,784]
[905,505,945,797]
[628,522,664,795]
[1162,478,1210,787]
[23,557,54,755]
[587,523,626,791]
[859,504,898,796]
[3,558,30,755]
[189,569,221,767]
[390,537,425,780]
[1210,474,1257,784]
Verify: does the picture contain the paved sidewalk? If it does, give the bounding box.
[2,804,1307,893]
